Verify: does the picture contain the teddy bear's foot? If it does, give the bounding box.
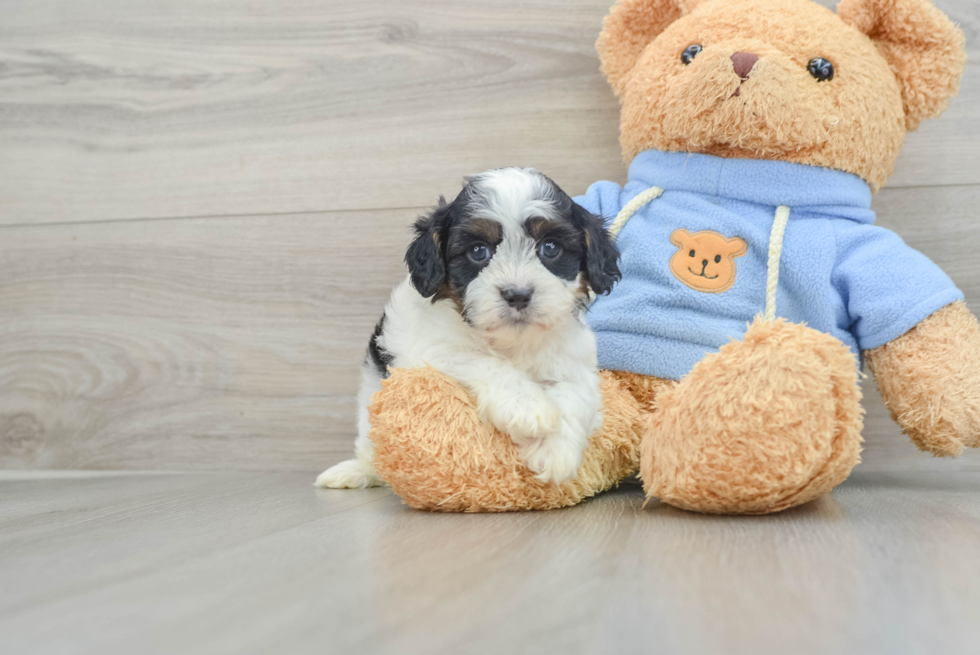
[607,370,676,414]
[641,318,864,515]
[369,367,643,512]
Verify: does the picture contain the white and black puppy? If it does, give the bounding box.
[316,168,620,489]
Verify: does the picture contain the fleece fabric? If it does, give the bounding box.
[576,149,963,381]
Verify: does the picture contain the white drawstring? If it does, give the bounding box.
[765,205,790,321]
[604,189,790,320]
[608,186,664,238]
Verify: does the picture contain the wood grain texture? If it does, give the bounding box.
[1,471,979,654]
[1,0,979,473]
[1,186,979,472]
[0,208,415,470]
[0,0,977,225]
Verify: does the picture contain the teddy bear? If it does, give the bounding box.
[366,0,980,514]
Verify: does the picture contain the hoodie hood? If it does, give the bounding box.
[629,149,875,224]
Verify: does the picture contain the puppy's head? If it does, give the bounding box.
[405,168,620,333]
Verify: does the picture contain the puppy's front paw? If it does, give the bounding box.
[519,427,585,484]
[486,389,561,442]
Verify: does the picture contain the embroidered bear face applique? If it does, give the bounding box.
[669,229,748,293]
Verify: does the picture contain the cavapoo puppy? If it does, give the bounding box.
[316,168,621,488]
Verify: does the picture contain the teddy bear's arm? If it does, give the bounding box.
[866,301,980,456]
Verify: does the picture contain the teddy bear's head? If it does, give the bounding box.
[597,0,965,191]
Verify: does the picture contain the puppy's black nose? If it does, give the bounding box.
[702,259,709,267]
[501,287,533,310]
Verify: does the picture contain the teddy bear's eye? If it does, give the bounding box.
[714,255,722,263]
[808,57,834,82]
[689,249,696,257]
[681,45,703,65]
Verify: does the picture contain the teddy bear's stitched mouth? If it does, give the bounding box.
[688,267,719,280]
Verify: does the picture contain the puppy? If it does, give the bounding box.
[316,168,620,489]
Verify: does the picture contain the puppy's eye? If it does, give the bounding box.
[714,255,722,263]
[808,57,834,82]
[689,250,696,257]
[467,244,490,264]
[539,241,562,260]
[681,44,702,65]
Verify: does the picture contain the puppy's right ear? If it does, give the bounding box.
[405,198,452,298]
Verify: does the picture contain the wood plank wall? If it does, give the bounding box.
[1,0,978,472]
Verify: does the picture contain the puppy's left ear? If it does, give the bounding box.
[576,204,621,296]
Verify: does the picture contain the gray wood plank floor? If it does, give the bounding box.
[1,470,979,655]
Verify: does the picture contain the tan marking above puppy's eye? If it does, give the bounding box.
[467,218,502,245]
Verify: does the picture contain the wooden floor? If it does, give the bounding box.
[1,470,979,655]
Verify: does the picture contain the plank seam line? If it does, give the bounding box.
[0,206,431,230]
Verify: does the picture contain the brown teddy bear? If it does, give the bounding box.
[368,0,980,514]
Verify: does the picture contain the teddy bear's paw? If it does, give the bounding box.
[519,422,586,484]
[866,302,980,457]
[367,367,644,511]
[607,370,676,414]
[640,318,864,515]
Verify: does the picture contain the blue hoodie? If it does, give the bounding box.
[575,149,963,381]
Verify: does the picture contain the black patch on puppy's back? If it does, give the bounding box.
[366,314,393,378]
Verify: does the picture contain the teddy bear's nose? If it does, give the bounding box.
[731,51,759,79]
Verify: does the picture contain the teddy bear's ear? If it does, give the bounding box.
[726,236,748,258]
[669,228,692,247]
[598,0,703,97]
[838,0,966,131]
